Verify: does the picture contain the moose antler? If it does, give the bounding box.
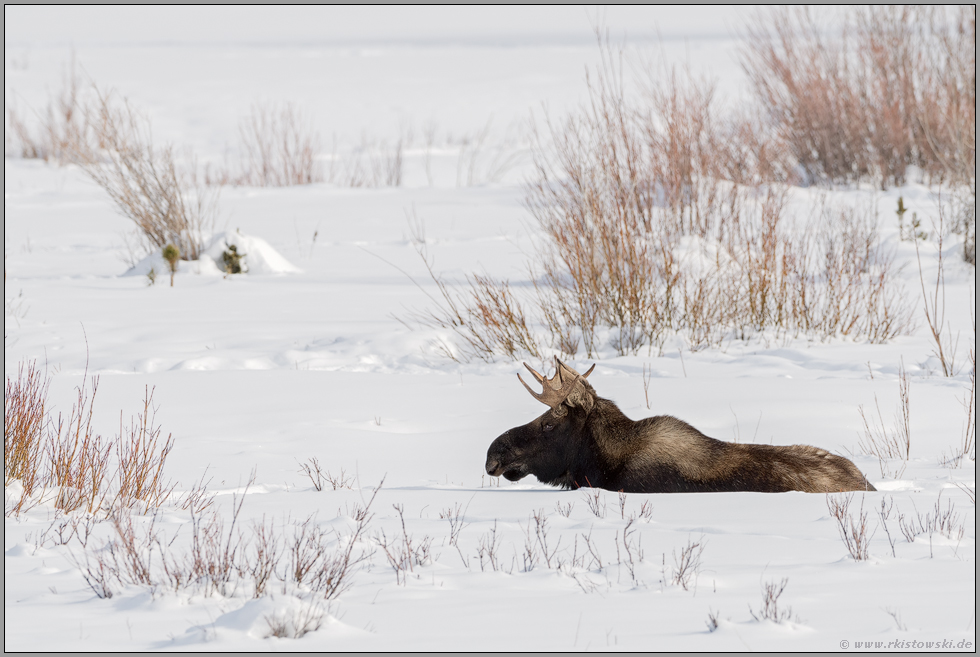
[517,358,595,410]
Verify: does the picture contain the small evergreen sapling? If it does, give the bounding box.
[897,197,927,242]
[896,197,908,238]
[162,244,179,287]
[222,243,246,274]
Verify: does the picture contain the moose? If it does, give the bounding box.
[485,358,876,493]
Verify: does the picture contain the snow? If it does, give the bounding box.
[124,231,300,279]
[4,7,976,652]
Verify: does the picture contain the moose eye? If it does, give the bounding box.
[543,423,555,432]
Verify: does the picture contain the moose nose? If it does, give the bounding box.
[486,458,502,476]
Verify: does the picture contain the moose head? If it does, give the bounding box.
[485,358,598,487]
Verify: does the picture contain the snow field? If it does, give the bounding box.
[5,13,976,652]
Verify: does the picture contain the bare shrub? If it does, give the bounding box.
[885,607,908,632]
[8,58,233,263]
[524,509,561,571]
[852,7,922,186]
[641,364,653,409]
[187,506,342,601]
[741,8,863,185]
[455,120,492,187]
[400,212,541,362]
[826,493,874,561]
[741,6,976,189]
[715,187,795,337]
[706,608,721,632]
[616,492,628,519]
[5,358,186,519]
[323,468,353,491]
[298,458,326,492]
[47,375,114,515]
[80,88,218,261]
[877,497,898,558]
[307,483,379,600]
[377,503,432,585]
[401,31,912,361]
[70,479,380,603]
[527,181,909,358]
[408,202,910,362]
[579,529,604,571]
[639,61,727,237]
[248,516,282,597]
[178,469,217,515]
[615,516,644,586]
[948,347,976,467]
[671,536,705,590]
[42,377,179,516]
[419,37,909,361]
[439,502,468,546]
[69,510,162,598]
[582,488,606,519]
[897,506,924,544]
[476,520,501,572]
[6,55,96,163]
[32,513,98,550]
[298,458,353,492]
[521,521,540,572]
[264,600,326,639]
[372,139,403,187]
[857,362,912,479]
[4,360,50,512]
[331,135,403,188]
[277,504,376,601]
[716,110,797,186]
[285,515,328,590]
[915,211,961,377]
[413,267,541,362]
[237,101,323,187]
[182,479,251,596]
[897,492,965,545]
[786,202,911,344]
[463,274,541,359]
[109,511,158,586]
[116,386,175,510]
[70,543,119,599]
[525,36,669,357]
[910,7,976,194]
[955,191,976,266]
[749,577,797,624]
[448,118,526,187]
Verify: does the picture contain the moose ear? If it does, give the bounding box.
[552,358,597,413]
[563,380,596,413]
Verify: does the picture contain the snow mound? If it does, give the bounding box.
[123,231,298,278]
[202,231,300,275]
[123,250,224,278]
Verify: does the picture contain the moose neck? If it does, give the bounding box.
[549,397,635,490]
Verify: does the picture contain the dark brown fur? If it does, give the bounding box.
[485,360,876,494]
